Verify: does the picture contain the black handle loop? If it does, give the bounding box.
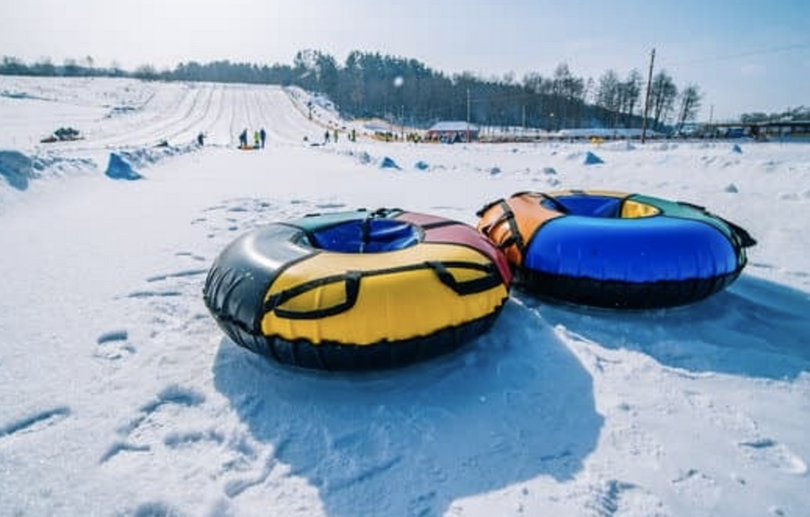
[724,219,757,248]
[476,198,504,218]
[479,210,514,237]
[426,261,503,296]
[497,235,518,250]
[677,201,757,248]
[265,271,362,320]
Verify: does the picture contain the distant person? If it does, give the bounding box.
[333,129,339,143]
[239,129,248,148]
[324,130,330,144]
[253,130,261,148]
[259,128,266,148]
[197,132,205,146]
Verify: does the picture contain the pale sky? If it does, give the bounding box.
[2,0,808,120]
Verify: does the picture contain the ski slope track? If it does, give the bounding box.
[1,76,809,517]
[0,77,321,157]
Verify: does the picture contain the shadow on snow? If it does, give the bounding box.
[213,300,602,516]
[518,274,810,380]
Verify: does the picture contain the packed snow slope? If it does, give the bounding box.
[1,76,809,517]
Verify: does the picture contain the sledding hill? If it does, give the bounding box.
[0,76,328,151]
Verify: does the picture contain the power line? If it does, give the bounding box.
[662,42,810,67]
[641,48,656,144]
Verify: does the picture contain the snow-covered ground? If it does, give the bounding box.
[1,76,809,517]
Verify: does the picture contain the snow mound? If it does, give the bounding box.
[380,156,400,169]
[103,143,198,181]
[583,151,604,165]
[0,150,33,190]
[105,153,142,180]
[0,150,95,192]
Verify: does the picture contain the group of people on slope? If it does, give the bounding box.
[239,128,266,149]
[322,127,357,144]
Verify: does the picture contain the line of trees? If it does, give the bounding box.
[2,52,710,132]
[0,56,127,78]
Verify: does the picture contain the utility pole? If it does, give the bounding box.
[466,87,471,143]
[522,105,527,134]
[641,48,655,144]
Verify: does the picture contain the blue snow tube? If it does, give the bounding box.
[477,190,757,308]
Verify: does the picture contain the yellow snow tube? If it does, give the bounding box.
[204,208,511,370]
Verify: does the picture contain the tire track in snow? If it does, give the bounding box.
[70,82,214,150]
[261,87,323,146]
[151,82,217,145]
[114,83,206,147]
[71,83,195,150]
[197,84,231,146]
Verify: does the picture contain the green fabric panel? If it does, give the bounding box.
[628,194,735,242]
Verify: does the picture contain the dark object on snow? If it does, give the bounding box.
[105,153,142,181]
[41,126,82,143]
[583,151,604,165]
[380,157,400,169]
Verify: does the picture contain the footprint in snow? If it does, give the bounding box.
[175,251,207,262]
[738,438,808,475]
[120,268,207,301]
[146,268,208,283]
[670,469,721,508]
[97,329,129,344]
[101,385,206,463]
[95,329,135,360]
[0,406,71,440]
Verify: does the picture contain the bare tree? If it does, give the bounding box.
[676,84,702,132]
[620,70,642,127]
[650,70,678,130]
[551,63,585,129]
[596,69,621,128]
